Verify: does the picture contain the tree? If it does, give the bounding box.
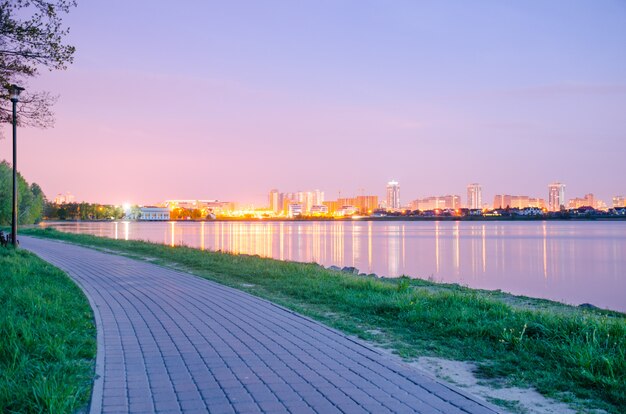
[0,160,45,224]
[0,0,76,128]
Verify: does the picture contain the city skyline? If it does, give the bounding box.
[0,1,625,205]
[51,179,626,211]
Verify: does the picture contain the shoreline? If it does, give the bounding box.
[40,215,626,223]
[23,228,624,317]
[33,221,626,314]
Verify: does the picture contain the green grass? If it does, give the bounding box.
[23,227,626,413]
[0,245,96,413]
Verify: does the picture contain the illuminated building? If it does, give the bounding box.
[165,200,235,215]
[313,189,324,207]
[139,207,170,221]
[165,199,200,209]
[268,189,281,213]
[310,205,328,215]
[324,195,378,215]
[323,200,340,214]
[568,193,595,209]
[410,195,460,210]
[595,200,608,211]
[288,203,303,217]
[613,196,626,208]
[339,206,358,216]
[548,182,566,211]
[281,190,324,213]
[386,180,400,210]
[355,195,378,213]
[492,195,546,209]
[281,196,292,214]
[205,201,236,212]
[467,183,482,209]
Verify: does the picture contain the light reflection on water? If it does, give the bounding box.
[46,220,626,312]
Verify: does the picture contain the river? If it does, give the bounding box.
[42,220,626,312]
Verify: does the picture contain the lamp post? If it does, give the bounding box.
[9,84,24,247]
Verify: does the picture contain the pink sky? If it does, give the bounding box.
[2,1,625,206]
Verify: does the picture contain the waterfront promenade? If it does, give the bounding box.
[21,236,497,414]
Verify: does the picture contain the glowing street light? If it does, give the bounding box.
[9,84,24,246]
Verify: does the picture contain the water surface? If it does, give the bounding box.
[43,220,626,312]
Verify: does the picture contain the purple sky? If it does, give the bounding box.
[2,1,625,206]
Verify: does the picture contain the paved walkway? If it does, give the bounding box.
[22,236,498,414]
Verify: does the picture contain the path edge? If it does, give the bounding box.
[22,242,105,414]
[80,274,105,414]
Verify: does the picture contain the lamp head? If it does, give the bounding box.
[8,84,25,102]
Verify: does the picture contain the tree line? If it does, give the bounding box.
[0,160,44,225]
[44,203,124,221]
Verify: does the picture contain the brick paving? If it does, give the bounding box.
[21,236,499,414]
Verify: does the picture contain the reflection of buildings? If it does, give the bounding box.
[467,183,482,209]
[548,182,566,211]
[386,180,400,210]
[493,195,546,209]
[410,195,460,210]
[386,224,401,276]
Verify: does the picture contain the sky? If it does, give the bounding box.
[1,0,625,206]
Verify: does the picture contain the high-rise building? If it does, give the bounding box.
[467,183,482,209]
[295,190,324,213]
[268,189,281,213]
[386,180,400,210]
[613,196,626,208]
[355,195,378,214]
[548,182,566,211]
[275,189,324,214]
[313,189,324,207]
[322,200,340,214]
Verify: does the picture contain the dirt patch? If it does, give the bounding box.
[413,357,582,414]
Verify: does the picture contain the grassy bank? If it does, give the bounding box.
[23,227,626,413]
[0,246,96,413]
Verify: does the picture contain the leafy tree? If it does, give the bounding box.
[0,0,77,127]
[43,201,124,220]
[0,160,45,224]
[28,182,44,221]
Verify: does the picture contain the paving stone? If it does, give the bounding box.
[22,236,499,414]
[179,399,208,411]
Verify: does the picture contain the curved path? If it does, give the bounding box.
[22,236,498,414]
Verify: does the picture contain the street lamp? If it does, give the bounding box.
[9,84,24,246]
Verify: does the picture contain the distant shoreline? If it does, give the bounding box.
[40,216,626,223]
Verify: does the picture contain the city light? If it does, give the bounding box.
[54,181,626,222]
